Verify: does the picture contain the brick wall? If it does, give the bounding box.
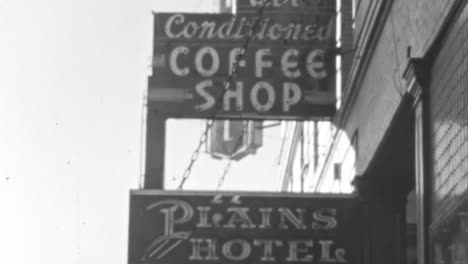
[429,3,468,224]
[353,0,456,56]
[342,0,459,174]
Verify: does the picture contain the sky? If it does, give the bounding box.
[0,1,286,263]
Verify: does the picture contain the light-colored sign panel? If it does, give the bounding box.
[207,120,262,160]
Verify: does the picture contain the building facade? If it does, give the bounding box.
[280,0,468,263]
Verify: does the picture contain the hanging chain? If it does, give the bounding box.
[177,0,271,190]
[215,121,250,190]
[216,159,232,191]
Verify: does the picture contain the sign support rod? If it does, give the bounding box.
[143,105,165,189]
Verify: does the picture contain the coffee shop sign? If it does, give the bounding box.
[152,12,335,115]
[141,198,348,263]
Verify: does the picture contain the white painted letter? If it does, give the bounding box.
[259,208,273,229]
[287,240,314,262]
[189,238,219,260]
[312,208,337,230]
[195,80,215,111]
[144,200,193,260]
[224,82,243,111]
[281,49,301,78]
[196,207,212,228]
[223,239,251,260]
[182,22,198,38]
[255,49,273,78]
[291,0,301,7]
[169,46,189,76]
[279,208,307,229]
[251,82,275,112]
[146,199,194,236]
[283,82,301,112]
[335,248,348,263]
[229,48,246,74]
[250,0,265,7]
[306,49,327,79]
[318,240,336,262]
[224,207,256,229]
[273,0,289,7]
[165,14,184,38]
[195,47,219,77]
[254,240,283,261]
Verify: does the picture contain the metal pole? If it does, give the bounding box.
[143,104,165,189]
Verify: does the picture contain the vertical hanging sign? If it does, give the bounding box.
[206,120,263,160]
[236,0,336,14]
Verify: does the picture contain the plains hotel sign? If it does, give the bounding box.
[128,191,362,264]
[149,0,336,119]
